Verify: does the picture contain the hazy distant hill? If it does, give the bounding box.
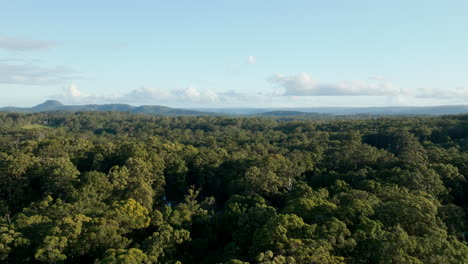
[1,100,468,117]
[194,105,468,116]
[256,110,313,116]
[0,100,212,116]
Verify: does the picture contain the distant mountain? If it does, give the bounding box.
[132,105,173,115]
[256,110,326,117]
[1,101,467,117]
[32,100,64,111]
[194,105,468,116]
[0,101,211,116]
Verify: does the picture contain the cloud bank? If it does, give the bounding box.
[126,86,219,104]
[50,72,468,107]
[0,35,56,51]
[269,73,407,96]
[53,85,224,106]
[0,62,81,85]
[51,84,117,104]
[416,86,468,99]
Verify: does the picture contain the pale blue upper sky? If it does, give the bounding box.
[1,0,467,107]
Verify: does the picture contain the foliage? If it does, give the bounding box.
[0,112,466,263]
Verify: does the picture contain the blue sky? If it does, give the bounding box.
[1,0,467,107]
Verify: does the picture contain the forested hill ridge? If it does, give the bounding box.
[194,105,468,116]
[1,100,468,116]
[0,100,213,116]
[0,112,467,263]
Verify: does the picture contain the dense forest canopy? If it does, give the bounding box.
[0,111,467,263]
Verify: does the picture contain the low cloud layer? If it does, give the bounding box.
[50,73,468,107]
[51,84,117,104]
[53,85,224,106]
[416,86,468,99]
[0,35,56,51]
[267,73,468,104]
[126,86,220,104]
[0,62,81,85]
[269,73,406,96]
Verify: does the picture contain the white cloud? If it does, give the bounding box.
[416,86,468,99]
[48,75,468,108]
[247,55,256,65]
[126,87,172,101]
[178,86,219,102]
[52,84,117,104]
[52,85,222,105]
[369,75,386,81]
[269,73,407,96]
[0,62,81,85]
[219,90,252,101]
[67,84,82,98]
[0,35,56,51]
[178,86,201,98]
[54,84,88,103]
[125,86,219,104]
[453,87,468,97]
